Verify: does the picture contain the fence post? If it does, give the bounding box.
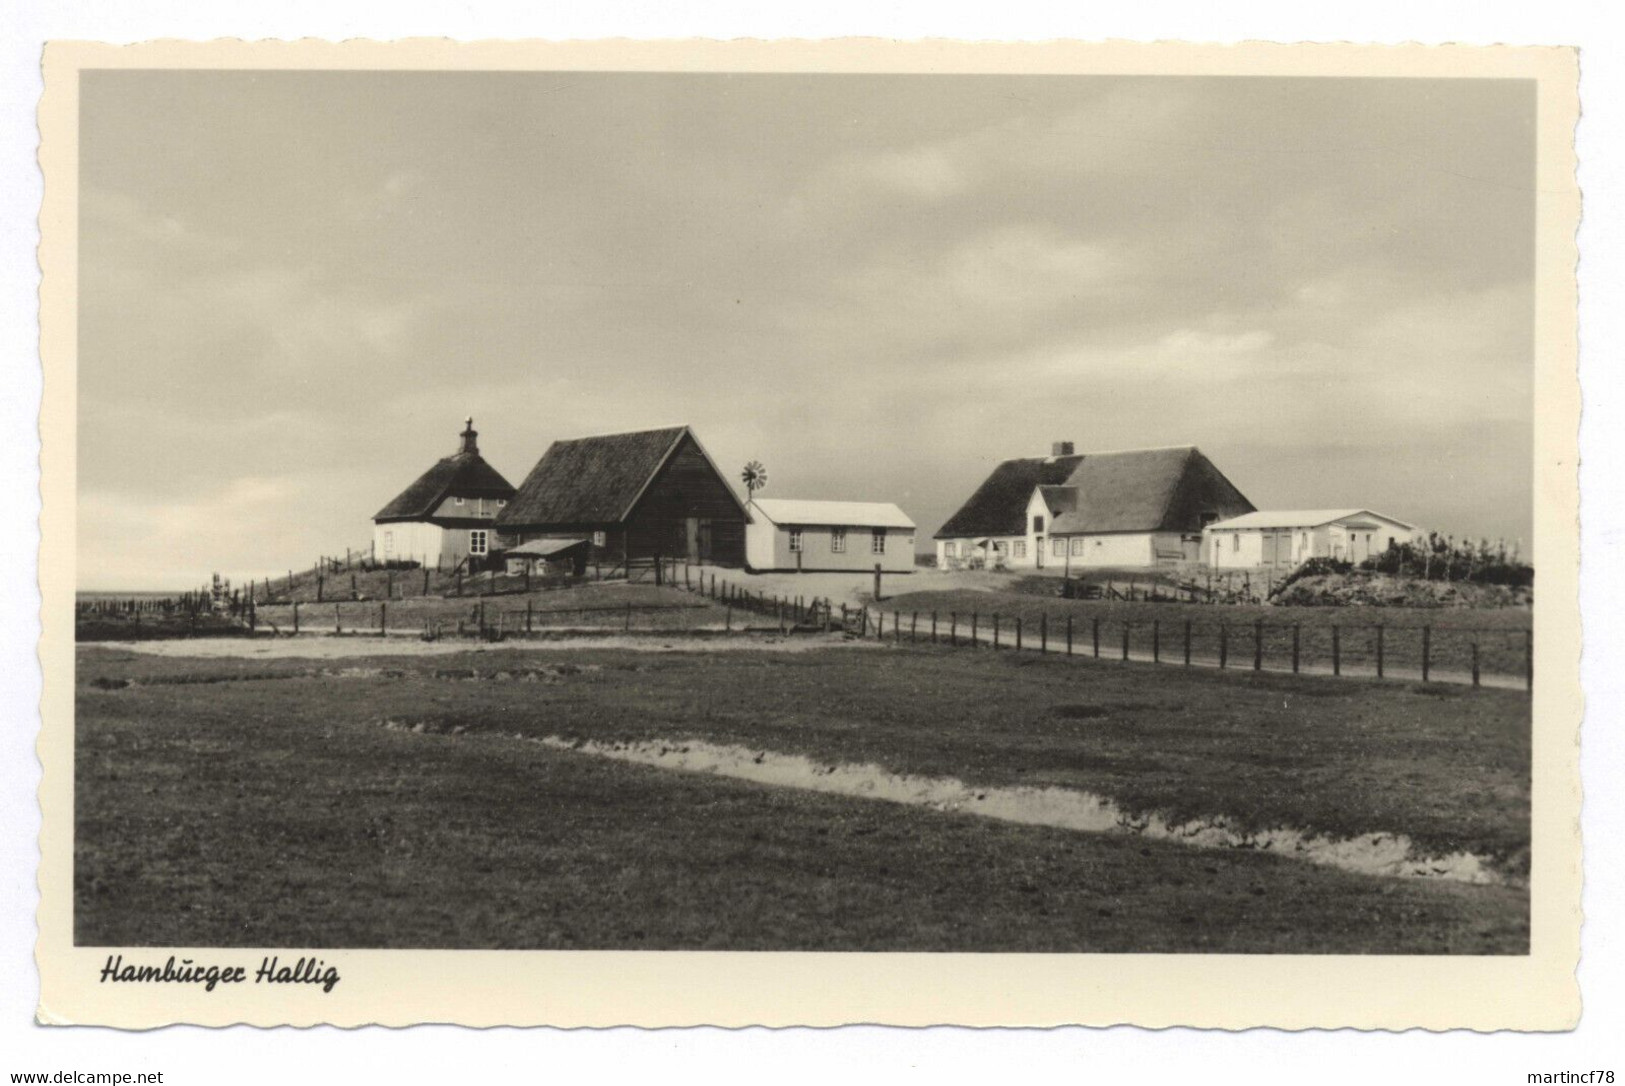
[1254,620,1263,671]
[950,613,958,648]
[1016,617,1023,652]
[1122,623,1130,662]
[1092,617,1100,658]
[526,598,533,634]
[860,608,868,637]
[1376,625,1385,679]
[893,611,900,644]
[1421,625,1431,682]
[912,612,918,642]
[1332,625,1341,676]
[380,602,387,636]
[1472,641,1480,687]
[993,614,1000,650]
[335,603,342,634]
[971,612,978,648]
[1152,619,1160,663]
[1183,620,1192,666]
[317,575,324,603]
[1041,614,1048,654]
[726,602,732,632]
[1292,624,1300,673]
[1219,622,1228,669]
[1066,615,1073,656]
[293,601,299,635]
[931,611,937,643]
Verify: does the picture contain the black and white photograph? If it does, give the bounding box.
[28,37,1585,1033]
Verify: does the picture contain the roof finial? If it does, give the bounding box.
[458,416,479,455]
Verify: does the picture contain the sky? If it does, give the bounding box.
[77,72,1536,589]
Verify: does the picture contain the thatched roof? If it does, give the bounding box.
[935,456,1084,539]
[373,424,516,523]
[936,446,1254,538]
[494,426,706,528]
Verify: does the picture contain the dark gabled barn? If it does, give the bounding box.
[493,426,748,567]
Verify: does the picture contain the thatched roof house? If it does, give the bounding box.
[371,418,516,569]
[935,443,1254,570]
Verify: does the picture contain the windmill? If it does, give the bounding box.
[741,460,768,504]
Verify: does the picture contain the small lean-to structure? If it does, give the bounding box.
[745,498,917,573]
[372,418,517,569]
[494,425,749,567]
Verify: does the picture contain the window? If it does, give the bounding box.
[1053,537,1066,556]
[383,531,393,556]
[871,529,886,554]
[993,541,1007,554]
[1232,534,1240,552]
[497,499,506,507]
[1071,538,1085,556]
[831,528,847,553]
[454,496,465,506]
[1032,515,1045,534]
[469,530,488,556]
[1012,541,1027,559]
[789,529,803,553]
[945,541,957,558]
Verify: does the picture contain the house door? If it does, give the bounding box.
[687,518,712,561]
[1035,537,1045,569]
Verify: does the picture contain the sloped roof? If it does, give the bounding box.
[1050,446,1255,535]
[1038,485,1077,514]
[495,426,708,528]
[936,446,1255,539]
[1207,509,1416,532]
[935,455,1084,538]
[749,498,915,530]
[374,452,516,522]
[507,538,591,557]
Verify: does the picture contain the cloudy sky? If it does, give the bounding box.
[78,71,1535,589]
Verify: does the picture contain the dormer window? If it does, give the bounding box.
[454,497,465,506]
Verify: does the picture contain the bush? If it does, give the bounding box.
[1359,534,1532,588]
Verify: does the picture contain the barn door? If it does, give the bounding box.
[685,517,700,561]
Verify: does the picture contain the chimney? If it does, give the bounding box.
[1052,441,1075,457]
[458,416,479,455]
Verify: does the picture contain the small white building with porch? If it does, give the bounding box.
[1203,509,1423,571]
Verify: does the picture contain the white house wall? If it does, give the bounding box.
[750,522,915,573]
[1205,514,1422,570]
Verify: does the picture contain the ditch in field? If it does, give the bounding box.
[379,723,1505,886]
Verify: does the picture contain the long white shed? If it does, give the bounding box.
[1203,509,1422,571]
[745,499,917,573]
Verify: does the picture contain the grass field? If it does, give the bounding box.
[75,638,1529,952]
[873,586,1533,677]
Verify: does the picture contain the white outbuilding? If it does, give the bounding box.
[1203,509,1423,571]
[745,499,917,573]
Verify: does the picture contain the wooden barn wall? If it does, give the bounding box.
[623,435,746,564]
